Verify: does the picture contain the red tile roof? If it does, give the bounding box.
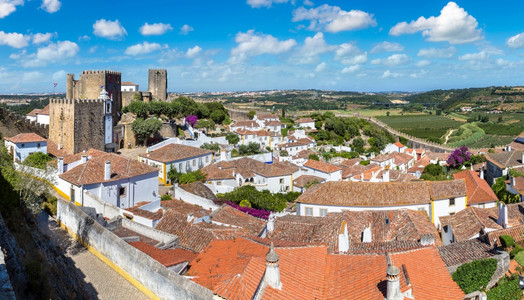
[5,132,46,143]
[139,143,212,163]
[128,241,197,267]
[232,120,259,128]
[453,170,498,205]
[303,159,342,174]
[394,142,405,148]
[38,104,49,115]
[26,108,41,117]
[440,207,501,242]
[210,205,267,236]
[293,175,325,188]
[59,152,158,185]
[295,117,315,123]
[46,139,71,158]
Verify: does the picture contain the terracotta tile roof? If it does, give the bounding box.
[232,120,259,128]
[234,128,256,135]
[139,143,212,164]
[352,165,382,181]
[179,182,217,201]
[394,142,405,148]
[160,199,212,218]
[407,156,431,173]
[26,108,41,117]
[125,205,163,220]
[438,238,495,267]
[485,224,524,247]
[374,169,417,182]
[486,150,524,169]
[210,157,297,178]
[507,202,524,225]
[389,152,415,166]
[293,175,325,188]
[111,227,159,246]
[339,158,361,167]
[62,148,106,165]
[121,81,137,85]
[5,132,46,143]
[201,164,235,180]
[426,151,450,162]
[338,162,378,179]
[210,205,266,236]
[453,170,498,204]
[303,159,342,174]
[292,149,316,159]
[155,209,246,252]
[254,130,271,136]
[295,117,315,123]
[38,104,49,115]
[264,120,283,126]
[257,114,278,120]
[59,152,158,186]
[279,140,312,148]
[46,139,71,158]
[371,153,392,162]
[297,180,466,207]
[440,207,501,242]
[128,241,197,267]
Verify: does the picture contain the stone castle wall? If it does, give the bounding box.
[148,69,167,101]
[49,99,75,153]
[0,107,49,139]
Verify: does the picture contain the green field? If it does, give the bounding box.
[376,115,462,140]
[466,135,514,148]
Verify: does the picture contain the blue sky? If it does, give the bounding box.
[2,0,524,93]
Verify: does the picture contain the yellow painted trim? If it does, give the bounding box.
[431,201,435,223]
[58,221,160,300]
[290,174,293,191]
[52,184,70,201]
[74,202,81,206]
[162,163,167,185]
[465,196,468,207]
[269,136,272,148]
[242,135,245,145]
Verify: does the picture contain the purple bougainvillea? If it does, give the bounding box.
[185,115,198,127]
[447,145,472,168]
[218,200,271,220]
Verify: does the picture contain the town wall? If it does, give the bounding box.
[0,107,49,138]
[56,198,213,300]
[122,91,140,108]
[148,69,167,101]
[49,99,75,153]
[73,99,105,153]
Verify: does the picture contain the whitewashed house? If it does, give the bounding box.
[295,180,467,228]
[302,159,342,181]
[25,105,50,125]
[4,132,47,162]
[230,120,262,132]
[138,143,214,185]
[485,150,524,185]
[383,142,407,154]
[121,81,139,92]
[295,117,316,129]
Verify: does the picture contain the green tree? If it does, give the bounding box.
[226,133,240,145]
[280,150,289,156]
[23,152,52,170]
[123,101,149,119]
[132,118,162,144]
[308,154,320,161]
[247,110,256,120]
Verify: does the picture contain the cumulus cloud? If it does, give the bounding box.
[8,49,25,59]
[415,60,431,67]
[410,70,427,78]
[389,2,482,44]
[0,31,30,48]
[247,0,289,8]
[506,33,524,49]
[371,53,409,66]
[335,43,367,65]
[315,62,326,72]
[180,24,194,35]
[458,50,488,61]
[370,41,404,53]
[341,65,359,73]
[230,30,296,63]
[139,22,173,36]
[93,19,127,40]
[292,4,376,33]
[124,42,162,56]
[0,0,23,18]
[52,69,66,82]
[290,32,336,64]
[417,46,457,58]
[186,45,202,58]
[22,71,43,82]
[41,0,61,13]
[381,70,403,78]
[32,32,52,44]
[23,40,79,67]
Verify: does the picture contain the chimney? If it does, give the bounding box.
[57,157,64,174]
[521,152,524,164]
[480,166,484,179]
[360,172,364,182]
[383,167,390,182]
[266,214,275,235]
[104,160,111,181]
[81,155,88,163]
[510,175,516,187]
[264,242,282,290]
[386,264,402,300]
[362,225,372,243]
[497,202,509,229]
[338,221,349,252]
[220,147,227,162]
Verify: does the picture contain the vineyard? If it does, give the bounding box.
[376,115,462,140]
[446,122,513,148]
[447,123,485,147]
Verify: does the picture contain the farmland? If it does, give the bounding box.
[376,115,462,141]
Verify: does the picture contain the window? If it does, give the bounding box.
[450,212,455,216]
[449,198,455,206]
[106,103,110,113]
[179,163,182,171]
[385,218,390,225]
[305,207,313,216]
[37,143,41,149]
[217,181,222,186]
[21,144,24,148]
[280,178,284,184]
[320,209,327,217]
[206,156,209,163]
[443,225,448,233]
[119,187,126,197]
[193,159,196,166]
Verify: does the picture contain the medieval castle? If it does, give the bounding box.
[49,69,167,154]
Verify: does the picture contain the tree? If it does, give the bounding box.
[200,143,220,152]
[308,154,320,161]
[386,111,390,117]
[247,110,256,120]
[132,118,162,144]
[195,119,215,131]
[226,133,240,145]
[352,137,365,152]
[23,152,52,170]
[123,100,149,119]
[280,150,289,156]
[447,146,472,169]
[210,110,226,124]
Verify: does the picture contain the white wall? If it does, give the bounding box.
[173,185,219,211]
[36,114,49,125]
[296,202,431,218]
[432,196,467,228]
[302,167,342,182]
[281,144,308,156]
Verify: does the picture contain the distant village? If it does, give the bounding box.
[4,68,524,299]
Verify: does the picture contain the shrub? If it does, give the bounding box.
[511,246,523,259]
[219,185,288,212]
[23,152,52,169]
[160,194,172,201]
[308,154,319,161]
[239,200,251,208]
[223,201,270,219]
[452,258,497,294]
[486,276,522,300]
[500,235,516,248]
[42,195,57,216]
[515,251,524,267]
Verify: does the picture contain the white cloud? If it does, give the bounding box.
[180,24,194,35]
[410,70,427,78]
[0,31,30,48]
[303,0,313,6]
[292,4,376,33]
[22,71,43,81]
[335,43,367,65]
[139,22,172,36]
[41,0,61,13]
[23,40,79,67]
[8,49,25,59]
[341,65,359,73]
[458,51,488,61]
[506,33,524,49]
[0,0,23,18]
[389,2,482,44]
[417,46,457,58]
[52,70,66,82]
[371,54,409,66]
[381,70,403,78]
[186,45,202,58]
[230,30,296,63]
[415,60,431,67]
[78,35,90,41]
[124,42,162,56]
[315,62,326,72]
[247,0,289,8]
[370,41,404,53]
[290,32,336,64]
[93,19,127,40]
[32,32,52,44]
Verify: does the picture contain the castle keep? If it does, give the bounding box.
[148,69,167,101]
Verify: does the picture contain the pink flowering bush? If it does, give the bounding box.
[447,146,472,169]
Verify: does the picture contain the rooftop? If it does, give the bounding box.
[210,205,266,236]
[295,117,315,123]
[303,159,342,174]
[128,241,197,267]
[438,238,495,267]
[5,132,47,143]
[453,170,498,204]
[486,150,524,169]
[139,143,212,163]
[293,175,325,188]
[440,207,501,243]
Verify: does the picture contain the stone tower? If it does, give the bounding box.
[148,69,167,101]
[66,70,122,124]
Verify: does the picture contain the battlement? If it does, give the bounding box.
[149,69,166,74]
[51,98,104,105]
[81,70,121,75]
